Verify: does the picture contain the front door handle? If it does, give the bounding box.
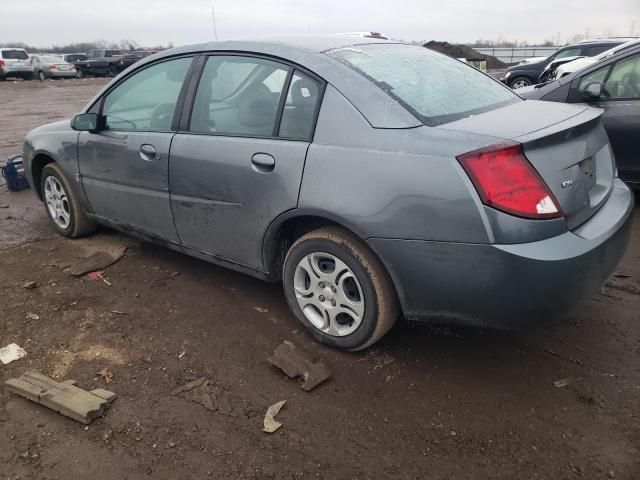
[251,153,275,173]
[139,144,157,161]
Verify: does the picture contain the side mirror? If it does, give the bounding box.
[71,113,100,132]
[582,82,602,101]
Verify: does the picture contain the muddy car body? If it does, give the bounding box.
[22,37,634,350]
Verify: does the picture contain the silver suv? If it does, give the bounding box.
[0,48,34,80]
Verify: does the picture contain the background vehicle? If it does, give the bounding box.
[29,55,77,80]
[74,49,137,77]
[0,48,33,80]
[501,39,627,89]
[538,55,584,83]
[22,37,633,350]
[519,44,640,189]
[61,53,87,64]
[554,39,640,79]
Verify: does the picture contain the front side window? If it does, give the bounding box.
[190,56,290,137]
[554,48,582,60]
[102,57,191,131]
[327,44,518,126]
[603,54,640,99]
[578,65,611,93]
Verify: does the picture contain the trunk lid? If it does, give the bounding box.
[440,100,614,229]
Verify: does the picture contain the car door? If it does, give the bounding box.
[169,54,323,270]
[573,53,640,185]
[78,56,194,241]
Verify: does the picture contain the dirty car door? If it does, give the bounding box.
[78,57,193,241]
[169,55,322,270]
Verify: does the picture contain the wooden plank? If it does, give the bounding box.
[5,371,116,424]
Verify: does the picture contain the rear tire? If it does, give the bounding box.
[38,70,46,82]
[283,227,399,351]
[40,163,96,238]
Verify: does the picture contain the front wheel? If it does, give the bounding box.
[40,163,96,238]
[283,227,400,351]
[510,76,532,89]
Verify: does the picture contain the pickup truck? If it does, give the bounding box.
[74,49,139,78]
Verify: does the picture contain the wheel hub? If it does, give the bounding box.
[293,252,365,337]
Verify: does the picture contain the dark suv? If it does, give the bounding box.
[501,40,629,89]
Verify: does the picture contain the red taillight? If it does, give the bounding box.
[49,64,57,69]
[457,142,563,220]
[0,60,4,68]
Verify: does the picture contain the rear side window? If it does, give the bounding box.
[190,56,290,137]
[279,71,321,140]
[327,44,518,126]
[554,48,582,60]
[585,45,612,56]
[102,57,192,131]
[2,50,28,60]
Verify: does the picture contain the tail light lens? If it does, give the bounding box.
[50,64,57,69]
[457,142,563,220]
[0,60,5,68]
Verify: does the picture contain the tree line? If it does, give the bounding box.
[0,39,173,53]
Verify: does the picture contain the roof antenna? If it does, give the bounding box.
[211,6,219,41]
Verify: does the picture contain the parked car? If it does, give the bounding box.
[74,49,138,77]
[0,48,34,80]
[519,44,640,189]
[500,40,627,89]
[29,55,77,81]
[553,39,640,80]
[61,53,88,64]
[22,37,633,350]
[538,55,585,83]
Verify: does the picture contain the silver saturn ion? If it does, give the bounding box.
[23,36,634,350]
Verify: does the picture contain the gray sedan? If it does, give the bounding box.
[22,36,634,350]
[30,55,78,80]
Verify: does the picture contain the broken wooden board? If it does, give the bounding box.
[69,249,126,277]
[268,341,331,391]
[263,400,286,433]
[5,371,116,424]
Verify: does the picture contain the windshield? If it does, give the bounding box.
[327,44,519,126]
[2,50,28,60]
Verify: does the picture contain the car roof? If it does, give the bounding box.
[86,36,421,129]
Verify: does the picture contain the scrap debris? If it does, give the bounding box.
[171,377,233,415]
[5,371,116,424]
[97,367,114,384]
[263,400,286,433]
[86,270,112,286]
[0,343,27,365]
[553,377,579,388]
[268,341,331,391]
[70,249,126,277]
[22,281,39,289]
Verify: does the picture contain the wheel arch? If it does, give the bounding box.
[31,153,56,200]
[262,210,373,281]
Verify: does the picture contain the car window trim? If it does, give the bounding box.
[88,54,198,134]
[178,51,327,143]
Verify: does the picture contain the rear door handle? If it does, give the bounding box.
[251,153,275,173]
[139,144,157,161]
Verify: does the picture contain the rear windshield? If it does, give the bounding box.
[327,44,519,126]
[41,56,63,63]
[2,50,28,60]
[66,54,87,62]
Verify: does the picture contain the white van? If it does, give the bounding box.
[0,48,34,80]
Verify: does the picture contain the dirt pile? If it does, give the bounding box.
[424,41,505,69]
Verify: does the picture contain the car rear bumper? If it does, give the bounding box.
[1,66,33,77]
[51,71,77,78]
[368,179,634,329]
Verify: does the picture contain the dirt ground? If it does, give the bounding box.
[1,78,639,480]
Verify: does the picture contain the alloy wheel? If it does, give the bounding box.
[44,176,71,229]
[293,252,365,337]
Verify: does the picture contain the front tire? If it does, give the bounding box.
[40,163,96,238]
[509,76,532,89]
[283,227,399,351]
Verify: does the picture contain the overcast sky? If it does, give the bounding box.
[2,0,639,47]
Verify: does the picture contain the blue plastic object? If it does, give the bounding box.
[1,155,30,192]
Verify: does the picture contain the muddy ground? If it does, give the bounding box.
[1,79,639,480]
